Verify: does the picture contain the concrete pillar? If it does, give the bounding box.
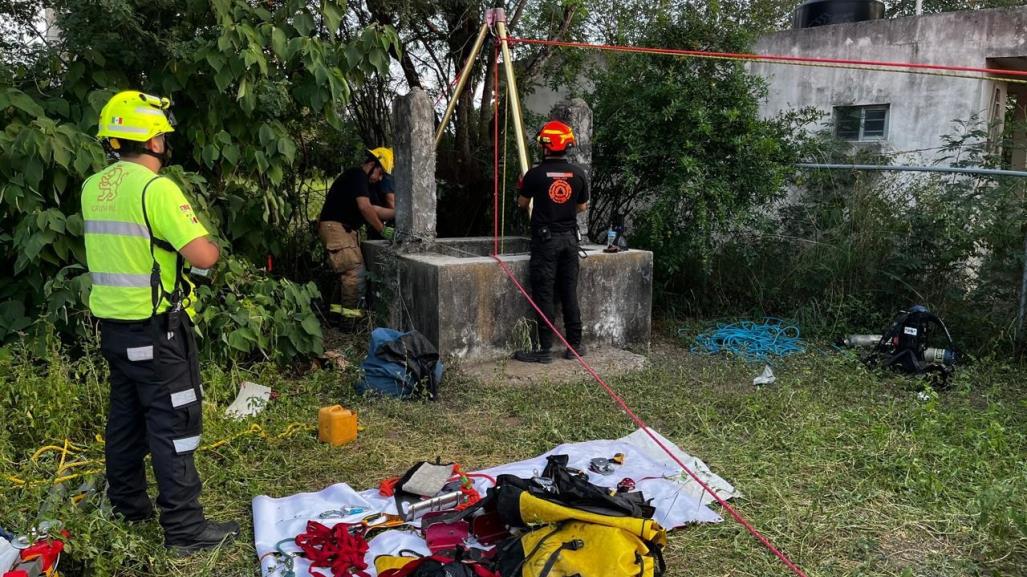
[549,98,592,239]
[392,87,437,250]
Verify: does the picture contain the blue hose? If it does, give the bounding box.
[685,319,805,362]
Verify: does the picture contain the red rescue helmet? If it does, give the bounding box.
[536,120,575,153]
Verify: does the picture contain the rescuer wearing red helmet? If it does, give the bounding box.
[513,120,590,363]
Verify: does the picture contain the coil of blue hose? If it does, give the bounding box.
[684,318,805,361]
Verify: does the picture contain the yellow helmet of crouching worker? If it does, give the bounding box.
[96,90,176,149]
[368,147,394,175]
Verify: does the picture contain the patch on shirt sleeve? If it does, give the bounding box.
[179,203,199,224]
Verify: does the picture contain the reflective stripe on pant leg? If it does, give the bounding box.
[172,435,201,454]
[170,388,197,408]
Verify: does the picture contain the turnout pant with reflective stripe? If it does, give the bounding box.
[99,313,206,544]
[529,230,583,351]
[318,221,366,315]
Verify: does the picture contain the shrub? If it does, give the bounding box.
[694,120,1027,353]
[191,257,324,365]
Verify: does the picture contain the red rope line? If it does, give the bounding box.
[505,36,1027,79]
[490,257,809,576]
[434,73,461,108]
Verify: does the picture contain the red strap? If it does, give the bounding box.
[378,476,400,497]
[450,464,482,511]
[294,521,370,577]
[473,565,500,577]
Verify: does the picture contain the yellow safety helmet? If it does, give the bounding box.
[96,90,175,147]
[368,147,394,175]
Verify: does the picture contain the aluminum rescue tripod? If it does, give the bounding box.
[433,8,530,178]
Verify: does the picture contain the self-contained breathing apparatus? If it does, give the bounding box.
[840,305,959,386]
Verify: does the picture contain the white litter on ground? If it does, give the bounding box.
[225,381,272,419]
[252,428,737,577]
[753,365,776,386]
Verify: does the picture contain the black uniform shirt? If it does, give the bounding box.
[518,157,589,233]
[320,167,371,229]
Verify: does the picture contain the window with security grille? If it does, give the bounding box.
[834,104,890,142]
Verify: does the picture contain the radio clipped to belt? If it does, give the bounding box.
[575,228,588,259]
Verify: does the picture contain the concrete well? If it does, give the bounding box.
[373,90,653,361]
[364,237,653,360]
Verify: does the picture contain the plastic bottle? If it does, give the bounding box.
[606,228,616,249]
[318,405,358,446]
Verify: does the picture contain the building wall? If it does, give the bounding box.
[750,7,1027,160]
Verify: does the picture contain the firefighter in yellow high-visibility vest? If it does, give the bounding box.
[81,90,238,555]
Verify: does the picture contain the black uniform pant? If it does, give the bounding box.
[99,312,206,545]
[529,229,583,351]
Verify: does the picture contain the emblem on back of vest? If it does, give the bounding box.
[548,179,572,204]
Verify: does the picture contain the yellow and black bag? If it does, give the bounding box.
[492,456,667,577]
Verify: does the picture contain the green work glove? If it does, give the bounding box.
[381,226,396,240]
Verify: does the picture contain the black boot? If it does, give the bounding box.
[563,343,587,360]
[166,520,241,557]
[513,349,553,364]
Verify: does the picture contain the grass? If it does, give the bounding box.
[1,326,1025,577]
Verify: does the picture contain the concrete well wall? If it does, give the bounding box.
[364,238,653,360]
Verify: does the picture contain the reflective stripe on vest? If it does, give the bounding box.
[90,272,151,288]
[84,220,150,238]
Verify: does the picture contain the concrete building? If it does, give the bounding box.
[750,6,1027,168]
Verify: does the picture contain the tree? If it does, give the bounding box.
[887,0,1025,17]
[586,5,814,290]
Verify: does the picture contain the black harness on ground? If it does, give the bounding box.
[863,305,958,386]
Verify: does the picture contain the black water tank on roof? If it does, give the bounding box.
[792,0,885,29]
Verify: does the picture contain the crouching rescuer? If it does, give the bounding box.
[318,148,394,327]
[82,91,238,554]
[514,120,589,363]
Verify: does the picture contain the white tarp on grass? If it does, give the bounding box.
[253,428,737,577]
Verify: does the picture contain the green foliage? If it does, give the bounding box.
[0,1,400,359]
[695,119,1027,352]
[587,9,815,287]
[192,257,324,364]
[888,0,1026,17]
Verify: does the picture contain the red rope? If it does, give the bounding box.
[505,35,1027,79]
[451,464,487,510]
[490,258,809,576]
[434,72,462,108]
[294,521,371,577]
